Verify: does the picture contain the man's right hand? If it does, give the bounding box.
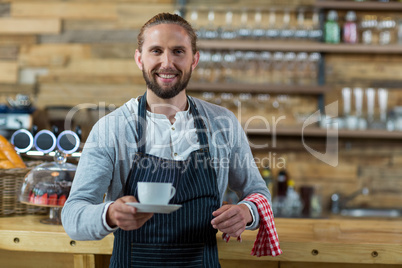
[106,196,153,231]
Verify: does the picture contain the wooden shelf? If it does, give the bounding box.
[246,126,402,140]
[315,1,402,11]
[198,40,402,54]
[187,82,329,95]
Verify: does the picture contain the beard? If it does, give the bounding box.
[142,65,192,99]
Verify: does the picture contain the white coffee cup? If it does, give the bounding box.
[137,182,176,205]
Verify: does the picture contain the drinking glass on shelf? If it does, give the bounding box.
[272,52,284,84]
[366,88,375,128]
[237,9,252,39]
[280,9,295,39]
[354,87,367,130]
[294,9,308,40]
[220,93,236,111]
[234,50,246,83]
[195,50,212,82]
[252,9,265,39]
[283,52,296,85]
[237,93,252,122]
[295,52,308,85]
[243,51,258,84]
[308,9,323,41]
[221,50,236,83]
[307,53,321,85]
[342,87,352,129]
[266,9,280,39]
[378,88,388,126]
[256,94,270,117]
[189,9,201,38]
[204,9,219,39]
[201,92,215,104]
[258,51,272,84]
[220,10,237,40]
[210,51,223,83]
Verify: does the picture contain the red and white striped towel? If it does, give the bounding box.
[222,193,282,257]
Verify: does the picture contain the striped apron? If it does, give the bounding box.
[109,93,221,267]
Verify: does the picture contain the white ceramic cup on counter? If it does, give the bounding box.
[137,182,176,205]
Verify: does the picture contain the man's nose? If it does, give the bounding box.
[161,53,174,68]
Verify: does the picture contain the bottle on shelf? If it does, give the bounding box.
[343,11,358,44]
[261,166,274,195]
[285,179,303,217]
[324,10,340,44]
[276,169,289,197]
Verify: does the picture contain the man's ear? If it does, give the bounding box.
[134,49,143,70]
[191,51,200,71]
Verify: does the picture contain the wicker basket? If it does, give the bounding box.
[0,162,48,217]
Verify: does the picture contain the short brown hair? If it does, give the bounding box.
[137,13,197,55]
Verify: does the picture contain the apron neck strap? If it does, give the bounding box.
[136,93,209,154]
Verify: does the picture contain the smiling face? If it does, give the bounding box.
[135,23,199,100]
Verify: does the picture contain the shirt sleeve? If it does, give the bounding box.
[61,119,118,240]
[102,201,119,232]
[238,200,258,230]
[226,113,272,230]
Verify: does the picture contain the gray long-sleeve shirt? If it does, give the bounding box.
[62,96,271,240]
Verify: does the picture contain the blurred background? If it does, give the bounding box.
[1,0,402,218]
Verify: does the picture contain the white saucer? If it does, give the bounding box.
[125,203,182,214]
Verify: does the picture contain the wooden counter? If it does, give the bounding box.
[0,215,401,268]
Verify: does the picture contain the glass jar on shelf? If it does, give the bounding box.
[378,16,396,45]
[307,52,321,85]
[220,10,237,40]
[266,8,280,39]
[294,8,308,40]
[210,51,223,83]
[252,9,265,39]
[272,52,285,85]
[258,51,272,84]
[308,9,323,42]
[237,9,252,39]
[221,50,236,83]
[360,15,378,45]
[283,52,297,85]
[280,9,295,39]
[295,52,309,85]
[204,9,219,40]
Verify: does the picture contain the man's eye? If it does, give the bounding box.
[151,49,161,54]
[175,50,184,54]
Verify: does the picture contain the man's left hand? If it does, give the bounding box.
[211,204,252,237]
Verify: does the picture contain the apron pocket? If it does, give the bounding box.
[130,243,204,268]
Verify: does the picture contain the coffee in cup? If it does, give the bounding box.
[137,182,176,205]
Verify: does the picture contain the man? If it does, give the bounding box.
[62,13,280,267]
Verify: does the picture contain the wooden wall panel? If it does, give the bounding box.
[36,83,146,107]
[19,44,92,67]
[0,45,18,60]
[115,4,176,28]
[0,18,60,34]
[11,3,117,20]
[39,29,139,43]
[0,61,17,83]
[0,35,37,45]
